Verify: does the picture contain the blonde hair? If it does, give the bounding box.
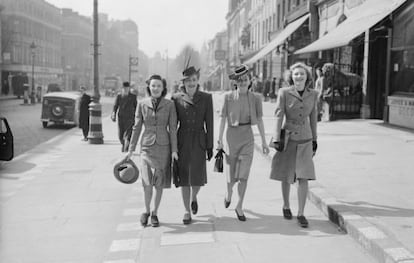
[287,62,313,88]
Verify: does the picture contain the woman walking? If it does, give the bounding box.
[270,62,318,228]
[126,75,178,227]
[217,65,269,221]
[172,66,214,225]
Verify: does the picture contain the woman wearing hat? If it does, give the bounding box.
[217,64,270,221]
[270,62,318,228]
[172,66,214,225]
[126,75,178,227]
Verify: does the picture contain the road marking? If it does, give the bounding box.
[109,239,141,252]
[123,209,142,216]
[116,222,143,232]
[161,233,215,246]
[358,226,387,240]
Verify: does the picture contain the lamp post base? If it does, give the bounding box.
[88,99,104,144]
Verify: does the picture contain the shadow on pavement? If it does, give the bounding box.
[161,210,343,236]
[0,160,36,175]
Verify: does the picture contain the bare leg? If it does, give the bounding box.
[143,185,153,214]
[282,181,291,209]
[181,186,191,213]
[191,186,201,202]
[235,179,248,214]
[226,181,235,201]
[152,186,163,215]
[297,179,309,216]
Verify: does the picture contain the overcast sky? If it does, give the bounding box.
[47,0,228,58]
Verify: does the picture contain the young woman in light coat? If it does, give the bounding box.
[270,62,318,228]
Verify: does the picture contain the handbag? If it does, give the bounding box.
[269,129,290,152]
[172,159,180,187]
[214,149,226,173]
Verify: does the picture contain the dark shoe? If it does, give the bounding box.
[297,215,309,228]
[235,209,246,222]
[224,198,231,209]
[140,212,150,226]
[191,200,198,215]
[283,208,293,220]
[183,213,192,225]
[151,213,159,227]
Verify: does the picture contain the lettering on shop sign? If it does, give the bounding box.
[398,106,414,117]
[388,97,414,107]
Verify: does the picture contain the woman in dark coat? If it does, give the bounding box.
[270,62,318,228]
[172,66,214,225]
[78,86,91,141]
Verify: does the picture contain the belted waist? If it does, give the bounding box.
[238,122,251,126]
[145,125,167,130]
[286,119,306,125]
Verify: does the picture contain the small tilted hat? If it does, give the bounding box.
[122,81,130,87]
[181,66,200,81]
[229,64,249,80]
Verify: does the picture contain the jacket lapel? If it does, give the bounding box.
[302,87,313,100]
[141,98,154,110]
[156,98,167,111]
[192,90,201,104]
[288,87,302,101]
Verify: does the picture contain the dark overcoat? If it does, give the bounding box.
[79,93,91,129]
[172,90,214,186]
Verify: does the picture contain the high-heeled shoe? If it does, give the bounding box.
[191,200,198,215]
[235,209,246,221]
[224,198,231,208]
[151,212,159,227]
[182,213,192,225]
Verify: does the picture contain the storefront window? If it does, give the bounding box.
[391,49,414,94]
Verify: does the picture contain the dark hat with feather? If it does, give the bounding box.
[181,50,200,81]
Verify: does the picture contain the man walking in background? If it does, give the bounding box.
[111,81,137,152]
[78,86,91,141]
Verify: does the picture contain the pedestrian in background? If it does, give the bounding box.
[78,86,91,141]
[269,62,318,228]
[270,77,277,103]
[172,66,214,225]
[111,82,137,152]
[126,74,178,227]
[217,64,269,221]
[314,67,324,121]
[263,78,271,101]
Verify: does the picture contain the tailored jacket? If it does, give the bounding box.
[273,86,318,141]
[128,97,178,153]
[221,90,263,126]
[113,93,137,121]
[172,90,214,186]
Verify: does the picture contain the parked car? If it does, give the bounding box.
[0,117,13,161]
[46,83,62,93]
[41,91,81,128]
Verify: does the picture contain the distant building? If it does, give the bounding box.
[61,8,93,91]
[206,30,229,91]
[0,0,63,96]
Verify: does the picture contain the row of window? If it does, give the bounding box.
[10,17,61,45]
[12,45,61,68]
[14,0,61,25]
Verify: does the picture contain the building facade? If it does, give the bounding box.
[0,0,62,96]
[61,8,92,91]
[206,30,228,91]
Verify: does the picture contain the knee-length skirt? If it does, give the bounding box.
[225,125,254,183]
[140,143,171,188]
[270,139,315,184]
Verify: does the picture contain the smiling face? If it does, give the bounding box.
[292,67,308,88]
[183,74,199,93]
[149,79,164,98]
[236,74,250,91]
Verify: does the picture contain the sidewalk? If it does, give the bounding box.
[0,102,376,262]
[254,99,414,263]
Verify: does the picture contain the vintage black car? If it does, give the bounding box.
[0,117,13,161]
[41,92,81,128]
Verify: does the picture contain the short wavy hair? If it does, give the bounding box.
[146,74,167,97]
[286,62,313,88]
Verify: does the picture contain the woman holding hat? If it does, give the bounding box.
[270,62,318,228]
[217,64,270,221]
[172,66,214,225]
[126,75,178,227]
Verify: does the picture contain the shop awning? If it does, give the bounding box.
[295,0,407,54]
[244,14,310,65]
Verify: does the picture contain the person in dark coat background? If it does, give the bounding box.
[78,86,91,141]
[172,66,214,225]
[111,82,137,152]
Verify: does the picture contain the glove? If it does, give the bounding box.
[206,148,213,161]
[274,142,284,152]
[111,112,116,122]
[312,141,318,153]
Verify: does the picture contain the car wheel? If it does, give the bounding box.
[42,121,48,128]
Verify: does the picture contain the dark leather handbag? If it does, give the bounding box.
[172,159,180,187]
[269,129,289,152]
[214,149,225,173]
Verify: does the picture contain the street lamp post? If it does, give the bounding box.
[88,0,104,144]
[29,41,36,104]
